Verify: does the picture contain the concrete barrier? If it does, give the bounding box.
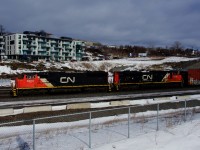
[0,108,14,116]
[14,109,24,115]
[177,95,190,100]
[52,105,67,111]
[153,97,171,101]
[24,105,52,113]
[130,99,154,105]
[110,100,130,106]
[91,102,110,108]
[170,96,177,100]
[67,103,91,109]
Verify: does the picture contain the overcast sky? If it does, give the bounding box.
[1,0,200,48]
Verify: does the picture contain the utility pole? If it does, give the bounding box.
[0,25,5,35]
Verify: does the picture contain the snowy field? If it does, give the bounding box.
[95,116,200,150]
[0,57,199,75]
[0,104,200,150]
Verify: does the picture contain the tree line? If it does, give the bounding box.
[86,41,200,58]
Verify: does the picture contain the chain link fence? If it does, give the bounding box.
[0,99,200,150]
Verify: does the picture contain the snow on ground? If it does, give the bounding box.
[94,118,200,150]
[0,78,10,87]
[0,57,198,76]
[0,102,200,150]
[0,65,12,74]
[65,56,198,71]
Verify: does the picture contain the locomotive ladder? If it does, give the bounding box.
[12,88,17,97]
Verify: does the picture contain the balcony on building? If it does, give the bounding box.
[30,47,35,51]
[46,42,51,47]
[30,42,37,47]
[38,52,48,56]
[76,50,83,53]
[58,44,62,48]
[51,51,59,54]
[54,54,62,58]
[38,48,47,52]
[51,40,56,44]
[23,36,28,40]
[22,49,32,55]
[38,39,44,42]
[22,46,28,51]
[62,41,71,45]
[41,44,46,48]
[0,41,5,44]
[62,50,71,53]
[51,47,60,51]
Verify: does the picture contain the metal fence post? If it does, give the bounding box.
[33,119,35,150]
[157,104,159,131]
[184,99,187,122]
[128,107,130,138]
[89,112,92,148]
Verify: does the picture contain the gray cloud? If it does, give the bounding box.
[1,0,200,48]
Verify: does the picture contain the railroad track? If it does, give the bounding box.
[0,87,200,123]
[0,86,200,104]
[0,87,11,97]
[1,88,200,109]
[1,86,200,100]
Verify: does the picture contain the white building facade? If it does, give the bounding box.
[4,31,85,61]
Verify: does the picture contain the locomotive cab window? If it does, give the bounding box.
[18,74,24,79]
[26,75,36,79]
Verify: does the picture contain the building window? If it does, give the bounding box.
[10,40,15,45]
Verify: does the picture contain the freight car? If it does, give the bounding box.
[11,71,111,96]
[188,69,200,85]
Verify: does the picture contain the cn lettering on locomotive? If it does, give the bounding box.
[142,75,153,81]
[60,77,75,84]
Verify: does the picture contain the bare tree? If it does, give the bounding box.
[172,41,183,50]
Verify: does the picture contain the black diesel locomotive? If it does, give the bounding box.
[11,71,110,96]
[11,69,200,96]
[113,71,188,90]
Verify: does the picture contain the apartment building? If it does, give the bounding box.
[0,34,5,60]
[4,31,85,61]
